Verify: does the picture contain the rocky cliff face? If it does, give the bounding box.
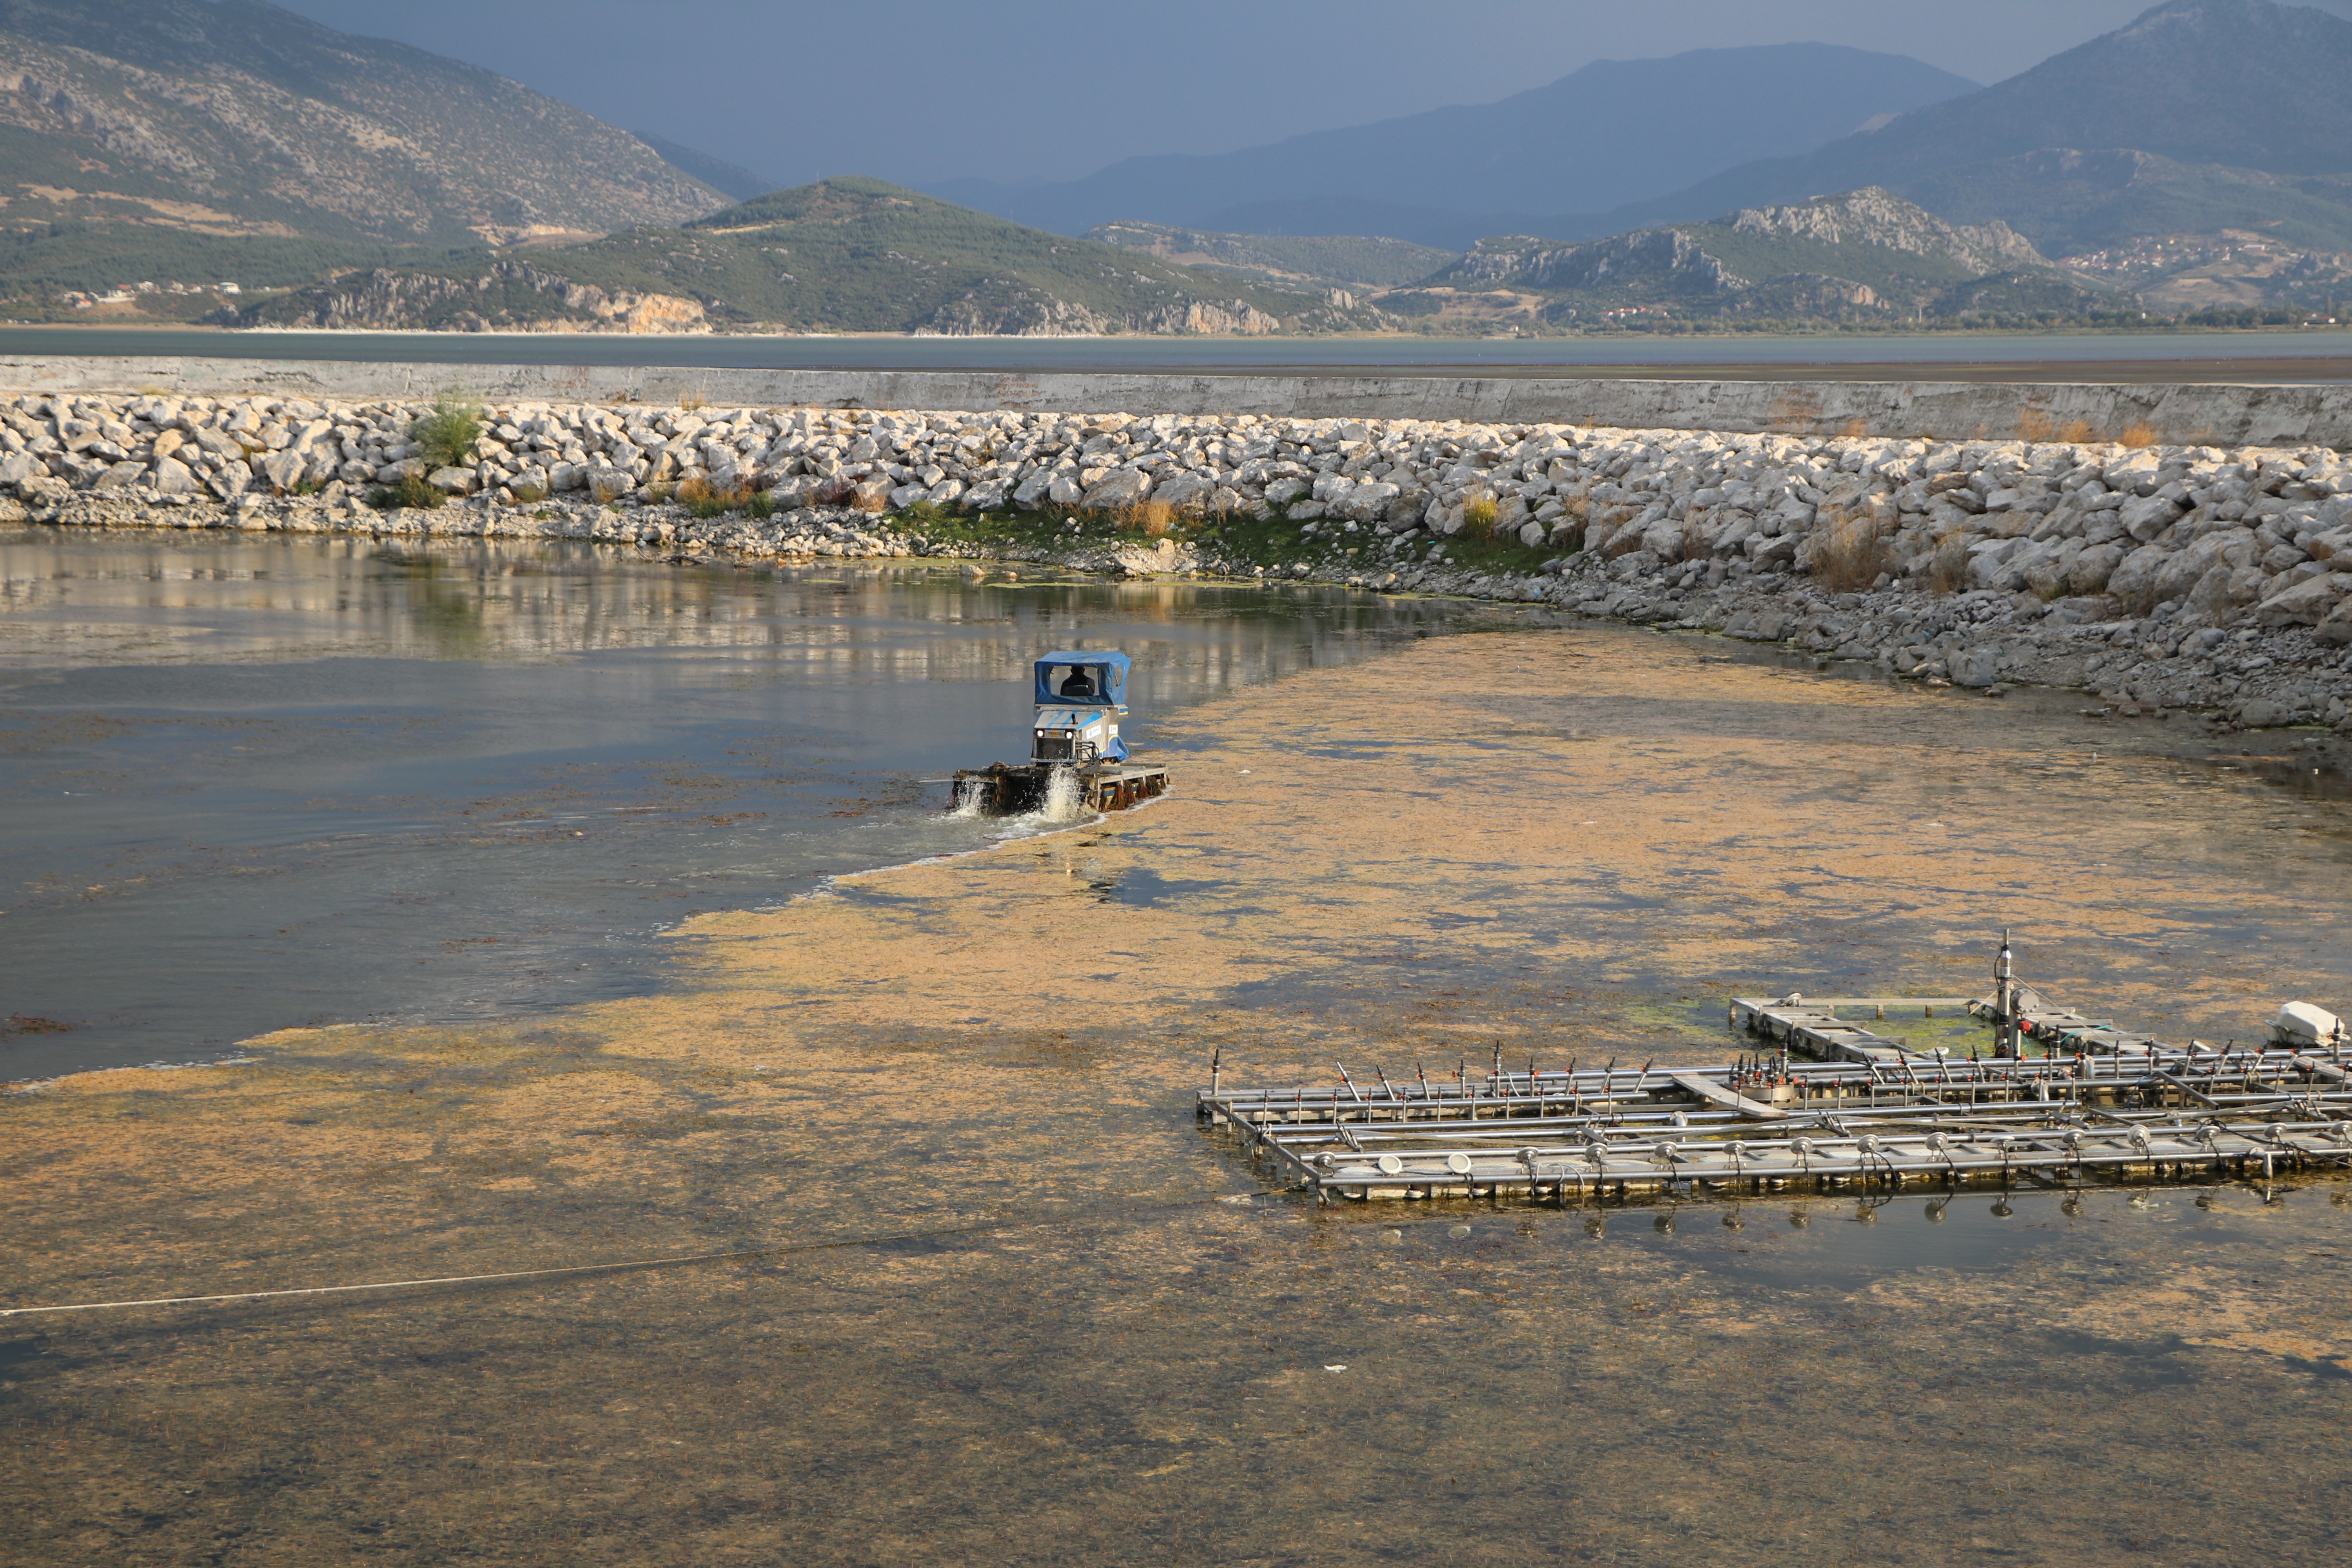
[1726,188,2045,274]
[1446,230,1747,294]
[1517,230,1749,295]
[0,0,728,245]
[1436,189,2110,323]
[253,263,708,334]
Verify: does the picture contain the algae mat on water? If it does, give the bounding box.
[5,628,2352,1567]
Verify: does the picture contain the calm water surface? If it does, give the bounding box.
[0,529,1524,1078]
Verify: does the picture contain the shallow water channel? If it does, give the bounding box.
[0,529,1516,1078]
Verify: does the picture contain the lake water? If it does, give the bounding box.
[8,324,2352,378]
[0,529,1532,1080]
[6,528,2351,1566]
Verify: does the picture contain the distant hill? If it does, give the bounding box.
[637,134,779,205]
[0,0,728,260]
[1587,0,2352,256]
[229,178,1390,335]
[929,44,1977,248]
[1406,189,2129,327]
[1084,223,1459,290]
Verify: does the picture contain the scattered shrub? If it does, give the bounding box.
[367,473,445,511]
[674,474,754,519]
[410,387,485,472]
[644,481,675,505]
[2118,421,2159,449]
[1114,499,1178,538]
[848,486,886,514]
[747,489,778,519]
[1461,492,1499,538]
[1677,513,1713,562]
[1809,508,1896,592]
[2060,418,2096,445]
[2016,408,2057,443]
[1925,529,1971,595]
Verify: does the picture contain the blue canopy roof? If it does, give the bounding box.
[1034,651,1130,706]
[1036,650,1132,674]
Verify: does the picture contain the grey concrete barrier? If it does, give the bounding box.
[3,354,2349,449]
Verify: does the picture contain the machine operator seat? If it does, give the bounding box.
[1060,668,1099,701]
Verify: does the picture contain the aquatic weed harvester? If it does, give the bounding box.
[953,651,1171,815]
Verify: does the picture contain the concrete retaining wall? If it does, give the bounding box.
[3,353,2350,450]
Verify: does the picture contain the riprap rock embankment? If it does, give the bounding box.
[5,389,2351,734]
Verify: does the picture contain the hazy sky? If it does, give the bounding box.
[271,0,2352,188]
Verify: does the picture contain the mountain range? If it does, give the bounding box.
[931,0,2352,283]
[2,0,2345,332]
[1602,0,2352,256]
[929,44,1980,250]
[0,0,730,244]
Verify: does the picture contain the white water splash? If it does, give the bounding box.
[1039,765,1085,822]
[947,777,986,819]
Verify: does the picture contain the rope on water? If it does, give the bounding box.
[0,1194,1243,1320]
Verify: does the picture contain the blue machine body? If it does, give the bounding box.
[1030,651,1132,764]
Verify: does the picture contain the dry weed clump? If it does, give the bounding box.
[1112,499,1180,538]
[1677,513,1714,562]
[1461,492,1499,539]
[2119,421,2159,449]
[848,486,887,514]
[1926,530,1972,595]
[2018,411,2099,447]
[675,475,754,518]
[1593,505,1646,559]
[1808,508,1897,593]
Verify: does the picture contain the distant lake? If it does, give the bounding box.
[7,325,2352,381]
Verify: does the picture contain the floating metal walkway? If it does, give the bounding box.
[1198,976,2352,1204]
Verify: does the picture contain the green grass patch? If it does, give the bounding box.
[882,501,1563,581]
